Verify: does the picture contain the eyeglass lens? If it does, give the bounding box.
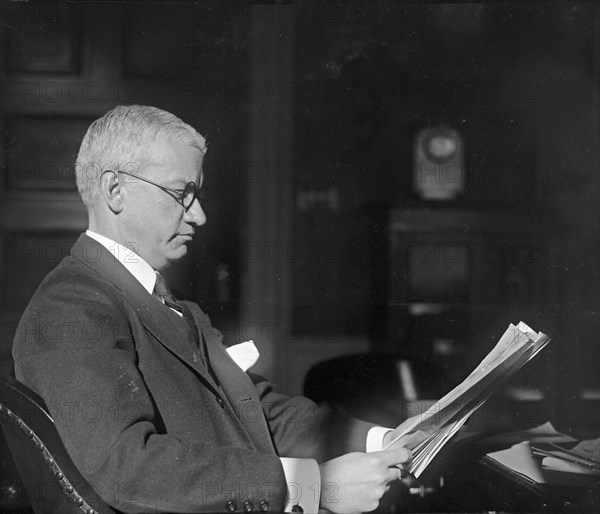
[183,182,207,210]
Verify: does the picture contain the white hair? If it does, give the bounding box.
[75,105,207,207]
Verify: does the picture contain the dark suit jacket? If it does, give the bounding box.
[12,234,372,513]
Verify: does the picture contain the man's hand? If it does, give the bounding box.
[318,448,412,514]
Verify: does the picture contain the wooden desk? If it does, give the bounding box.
[476,454,599,513]
[381,441,600,513]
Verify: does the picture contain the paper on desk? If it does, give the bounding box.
[542,455,600,475]
[488,441,546,482]
[539,438,600,475]
[488,441,600,485]
[568,438,600,463]
[527,421,573,438]
[477,421,577,445]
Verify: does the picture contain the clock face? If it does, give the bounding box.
[428,135,457,158]
[413,126,464,200]
[423,130,459,163]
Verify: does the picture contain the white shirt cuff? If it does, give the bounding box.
[279,457,320,513]
[366,426,393,452]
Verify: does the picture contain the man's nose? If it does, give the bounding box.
[183,198,207,226]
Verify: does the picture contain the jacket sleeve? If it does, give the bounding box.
[248,373,376,462]
[12,269,288,513]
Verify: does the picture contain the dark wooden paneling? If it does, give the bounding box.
[293,207,373,336]
[5,3,80,74]
[123,4,249,80]
[0,191,87,232]
[123,5,199,79]
[1,3,253,511]
[2,232,80,312]
[3,117,91,190]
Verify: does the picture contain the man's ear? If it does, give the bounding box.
[99,170,125,213]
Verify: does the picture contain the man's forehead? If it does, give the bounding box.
[147,140,203,165]
[143,142,203,183]
[150,138,203,161]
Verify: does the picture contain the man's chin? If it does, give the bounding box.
[154,246,188,271]
[168,245,189,263]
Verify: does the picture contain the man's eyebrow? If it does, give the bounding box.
[166,177,202,189]
[161,175,190,186]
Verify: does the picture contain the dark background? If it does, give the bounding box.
[0,0,598,510]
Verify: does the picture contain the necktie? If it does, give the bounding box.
[153,274,198,339]
[153,273,206,361]
[153,273,184,315]
[153,274,219,384]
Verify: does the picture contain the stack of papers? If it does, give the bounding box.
[385,321,550,477]
[536,439,600,475]
[487,439,600,485]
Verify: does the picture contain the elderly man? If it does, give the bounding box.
[12,105,410,513]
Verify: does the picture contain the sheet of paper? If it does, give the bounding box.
[568,438,600,464]
[488,442,600,486]
[476,421,577,445]
[488,441,546,483]
[542,455,600,475]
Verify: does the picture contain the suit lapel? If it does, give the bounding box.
[70,234,221,396]
[71,234,274,452]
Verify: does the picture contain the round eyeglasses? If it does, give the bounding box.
[104,170,206,212]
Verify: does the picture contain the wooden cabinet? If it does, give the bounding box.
[384,204,542,386]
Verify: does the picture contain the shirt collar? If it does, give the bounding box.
[85,230,157,294]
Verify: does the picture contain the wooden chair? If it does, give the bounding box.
[0,377,115,514]
[303,353,445,427]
